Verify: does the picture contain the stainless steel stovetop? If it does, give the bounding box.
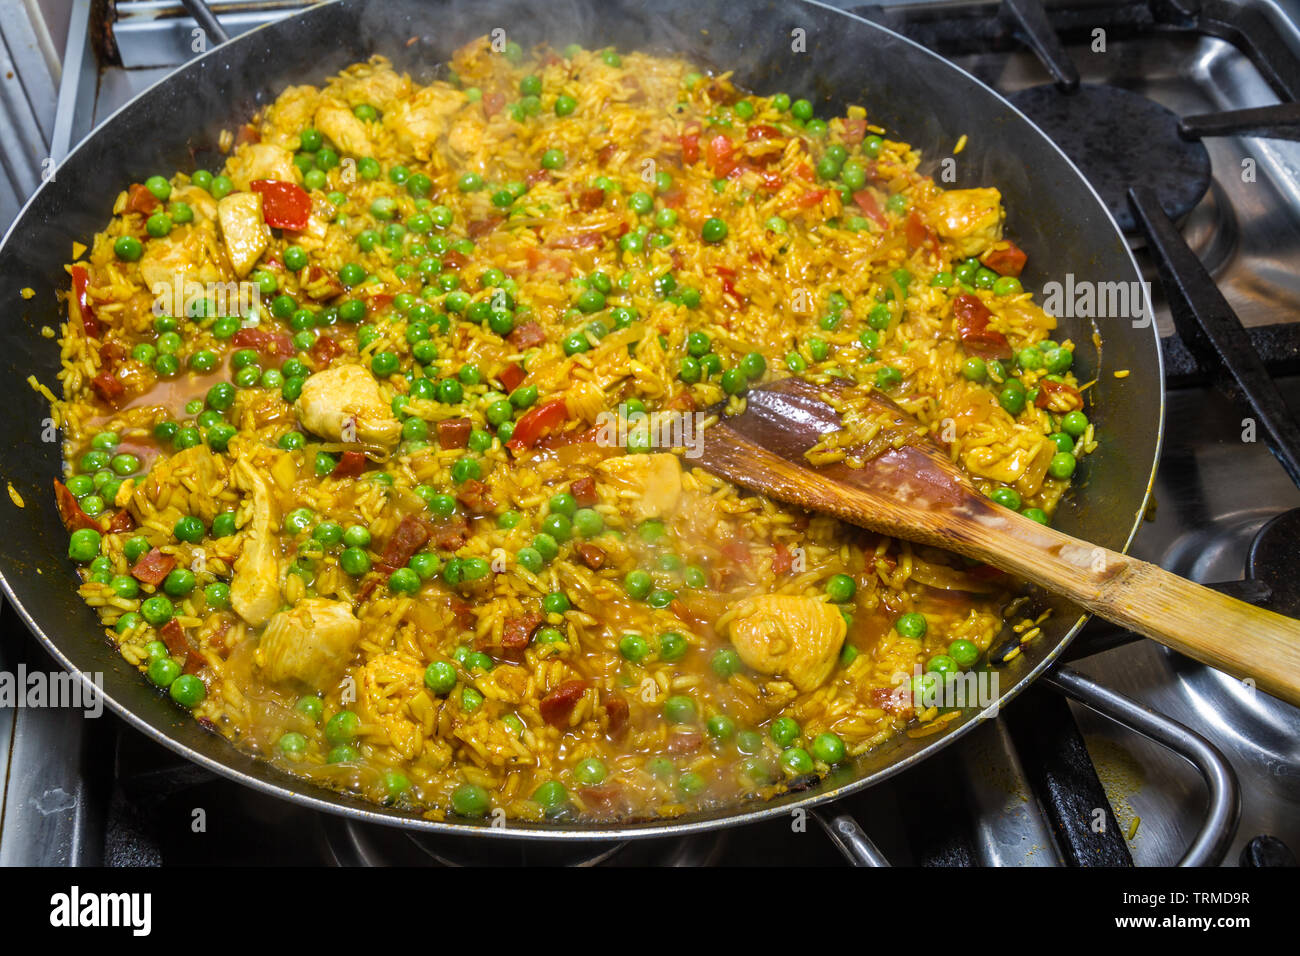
[2,0,1299,866]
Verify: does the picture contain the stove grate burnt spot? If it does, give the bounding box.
[1246,507,1300,618]
[1009,84,1213,234]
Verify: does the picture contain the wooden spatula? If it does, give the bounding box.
[695,376,1300,707]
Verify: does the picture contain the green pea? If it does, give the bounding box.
[770,716,801,747]
[340,546,371,576]
[824,573,856,603]
[147,657,180,688]
[624,570,652,600]
[701,218,728,243]
[781,747,815,776]
[1061,410,1089,437]
[1048,451,1077,479]
[450,783,490,817]
[812,732,846,764]
[948,639,980,668]
[711,647,742,678]
[619,633,650,663]
[895,612,927,639]
[140,594,173,626]
[663,695,696,724]
[990,486,1022,511]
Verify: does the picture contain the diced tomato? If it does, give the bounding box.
[249,179,311,230]
[757,169,784,192]
[539,680,588,727]
[981,241,1028,277]
[107,509,135,534]
[506,399,569,452]
[1034,379,1084,412]
[746,124,781,141]
[772,542,793,576]
[852,189,887,228]
[442,249,469,270]
[53,479,100,533]
[548,231,603,251]
[330,450,367,478]
[235,124,261,145]
[680,131,700,165]
[841,118,868,144]
[159,620,189,658]
[706,134,736,176]
[126,184,159,215]
[482,91,506,117]
[953,293,1012,360]
[232,327,295,357]
[308,335,343,367]
[577,543,606,570]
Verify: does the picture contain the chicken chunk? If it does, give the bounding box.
[128,444,227,527]
[259,84,321,150]
[596,453,682,521]
[333,65,411,111]
[226,143,298,192]
[384,85,465,161]
[256,598,361,691]
[230,460,283,628]
[217,192,270,278]
[728,595,847,692]
[930,187,1005,259]
[315,100,373,157]
[294,363,401,453]
[138,227,223,296]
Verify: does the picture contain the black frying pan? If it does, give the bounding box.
[0,0,1162,848]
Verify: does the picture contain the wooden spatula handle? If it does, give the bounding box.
[961,516,1300,707]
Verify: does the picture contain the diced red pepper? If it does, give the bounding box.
[482,91,506,117]
[159,619,189,658]
[496,363,526,393]
[953,293,1012,360]
[852,189,887,228]
[235,124,261,145]
[330,450,367,478]
[772,542,793,576]
[797,188,828,209]
[506,399,569,453]
[539,680,588,727]
[905,210,935,252]
[442,250,468,270]
[126,184,159,215]
[53,479,100,533]
[131,548,176,587]
[71,265,100,339]
[981,241,1028,277]
[249,179,311,231]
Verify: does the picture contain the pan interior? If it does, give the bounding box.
[0,0,1162,838]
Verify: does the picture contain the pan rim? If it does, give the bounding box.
[0,0,1165,842]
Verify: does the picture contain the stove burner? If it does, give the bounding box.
[1007,84,1212,234]
[1247,508,1300,617]
[320,815,731,867]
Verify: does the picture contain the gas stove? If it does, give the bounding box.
[2,0,1299,867]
